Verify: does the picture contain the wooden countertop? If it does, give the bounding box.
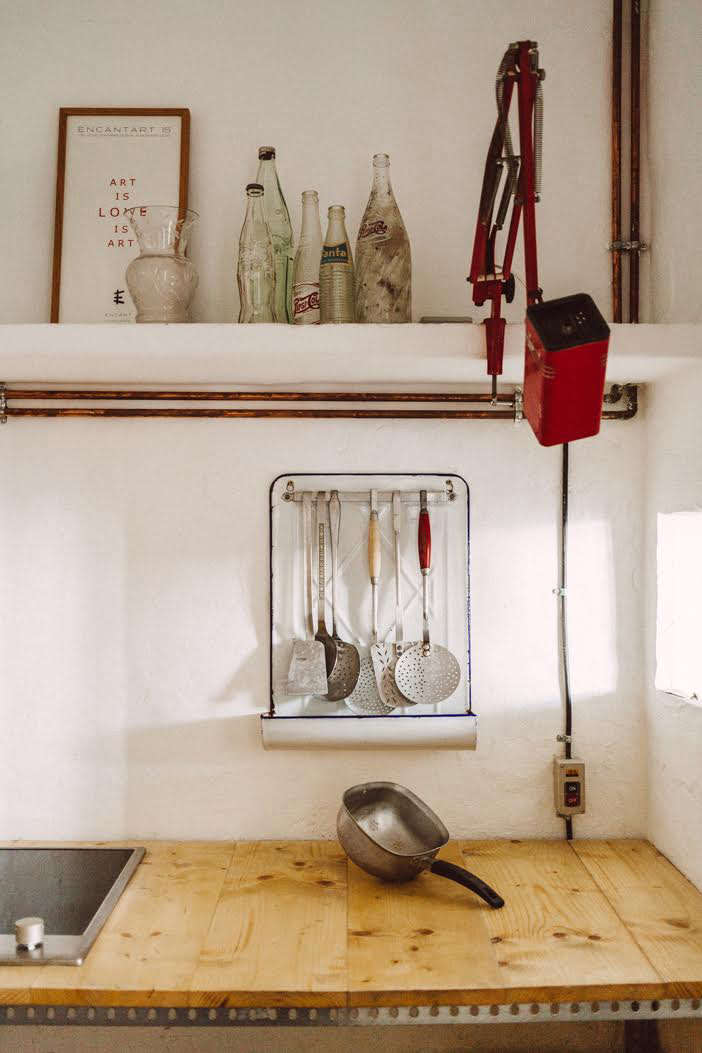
[1,839,702,1009]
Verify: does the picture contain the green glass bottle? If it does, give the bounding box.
[256,147,294,323]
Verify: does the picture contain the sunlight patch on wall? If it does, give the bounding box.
[568,518,618,697]
[656,509,702,702]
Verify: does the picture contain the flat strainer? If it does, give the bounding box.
[286,494,328,696]
[394,490,461,705]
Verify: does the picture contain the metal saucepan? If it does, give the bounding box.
[337,782,504,909]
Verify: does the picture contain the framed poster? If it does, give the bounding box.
[51,108,190,323]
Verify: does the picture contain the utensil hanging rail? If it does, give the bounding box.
[284,490,451,504]
[0,384,637,421]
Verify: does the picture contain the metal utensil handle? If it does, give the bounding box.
[418,490,431,647]
[392,492,403,650]
[430,860,505,909]
[316,494,326,630]
[303,493,315,637]
[369,491,380,644]
[329,491,341,635]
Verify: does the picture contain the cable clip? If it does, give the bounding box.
[556,734,572,744]
[0,384,7,424]
[552,586,567,597]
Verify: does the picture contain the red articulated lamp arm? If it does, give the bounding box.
[468,41,544,391]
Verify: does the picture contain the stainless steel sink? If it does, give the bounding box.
[0,846,144,965]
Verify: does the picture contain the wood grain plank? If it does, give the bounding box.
[29,842,233,1006]
[0,840,701,1008]
[573,839,702,997]
[0,969,44,1005]
[347,843,503,1006]
[189,841,347,1007]
[451,840,662,1002]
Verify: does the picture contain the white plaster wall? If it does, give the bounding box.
[643,0,702,888]
[644,364,702,890]
[0,0,614,324]
[0,0,651,844]
[648,0,702,323]
[0,414,646,841]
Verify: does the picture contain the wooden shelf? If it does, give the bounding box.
[2,838,702,1011]
[0,322,698,388]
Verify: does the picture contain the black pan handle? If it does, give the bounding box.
[430,860,505,909]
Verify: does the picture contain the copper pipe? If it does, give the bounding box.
[629,0,641,323]
[612,0,623,322]
[5,395,637,422]
[7,389,513,404]
[2,385,637,421]
[6,407,517,420]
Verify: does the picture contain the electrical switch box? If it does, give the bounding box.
[553,757,586,816]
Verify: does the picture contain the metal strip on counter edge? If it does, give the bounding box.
[2,998,701,1027]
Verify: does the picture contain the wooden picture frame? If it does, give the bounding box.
[51,108,190,323]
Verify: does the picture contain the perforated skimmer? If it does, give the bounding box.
[394,490,461,705]
[372,491,416,708]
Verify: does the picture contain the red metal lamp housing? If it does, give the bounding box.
[524,294,610,446]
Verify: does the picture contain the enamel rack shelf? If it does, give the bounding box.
[264,473,474,750]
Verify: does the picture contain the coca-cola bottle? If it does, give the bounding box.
[237,183,275,323]
[320,205,355,323]
[355,153,411,322]
[292,190,322,325]
[256,146,294,323]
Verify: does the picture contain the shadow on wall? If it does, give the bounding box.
[0,417,646,843]
[122,686,636,842]
[0,1021,626,1053]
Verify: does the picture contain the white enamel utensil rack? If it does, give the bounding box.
[264,473,476,749]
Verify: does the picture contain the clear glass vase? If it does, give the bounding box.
[126,206,199,323]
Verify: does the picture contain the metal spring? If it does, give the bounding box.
[534,80,543,200]
[495,47,517,160]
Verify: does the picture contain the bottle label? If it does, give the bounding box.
[358,218,389,242]
[321,242,350,265]
[293,283,320,321]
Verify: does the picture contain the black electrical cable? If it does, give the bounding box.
[560,442,574,841]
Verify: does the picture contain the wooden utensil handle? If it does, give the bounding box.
[368,511,381,584]
[418,490,431,572]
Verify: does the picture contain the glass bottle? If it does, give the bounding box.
[256,146,294,323]
[237,183,275,323]
[320,205,355,323]
[355,153,412,322]
[292,190,322,324]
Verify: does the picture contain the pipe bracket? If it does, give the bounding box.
[608,240,648,253]
[513,387,523,423]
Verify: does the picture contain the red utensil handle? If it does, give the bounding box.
[418,491,431,572]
